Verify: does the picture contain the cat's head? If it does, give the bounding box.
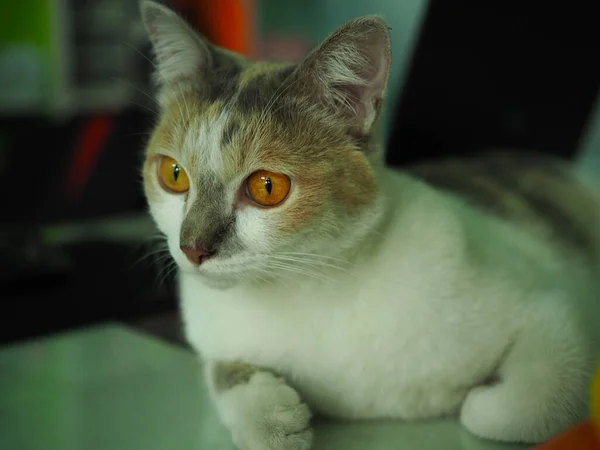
[140,1,391,288]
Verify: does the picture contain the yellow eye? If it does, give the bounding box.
[246,170,291,207]
[157,156,190,193]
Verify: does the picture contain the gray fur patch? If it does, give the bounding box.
[180,179,235,253]
[407,153,596,260]
[221,119,240,148]
[213,362,257,393]
[235,65,297,116]
[203,48,243,102]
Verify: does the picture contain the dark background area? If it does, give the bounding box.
[387,3,600,165]
[1,1,599,346]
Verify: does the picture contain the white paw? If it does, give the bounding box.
[460,381,581,443]
[218,372,313,450]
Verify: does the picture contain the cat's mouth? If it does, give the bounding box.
[178,253,264,279]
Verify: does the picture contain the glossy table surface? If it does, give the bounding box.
[0,324,529,450]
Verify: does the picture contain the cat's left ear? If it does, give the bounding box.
[140,1,212,85]
[296,16,391,135]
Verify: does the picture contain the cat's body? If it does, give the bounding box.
[182,163,599,429]
[140,2,600,449]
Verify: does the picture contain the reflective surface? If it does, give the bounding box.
[0,325,529,450]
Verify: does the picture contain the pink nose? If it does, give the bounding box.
[180,246,212,266]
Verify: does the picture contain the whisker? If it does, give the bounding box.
[165,263,180,290]
[129,247,169,270]
[260,266,291,289]
[270,255,352,274]
[111,77,157,105]
[120,131,153,139]
[124,41,186,121]
[247,264,290,288]
[128,235,169,269]
[178,83,191,121]
[278,252,353,265]
[262,78,304,123]
[156,259,178,292]
[129,100,157,115]
[254,73,303,139]
[267,261,335,283]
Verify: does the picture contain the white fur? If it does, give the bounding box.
[172,167,600,446]
[182,111,227,175]
[210,370,313,450]
[147,174,187,265]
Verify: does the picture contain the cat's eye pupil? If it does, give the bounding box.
[158,156,189,194]
[246,170,290,207]
[265,177,272,195]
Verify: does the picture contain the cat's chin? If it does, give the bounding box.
[195,275,238,290]
[178,265,252,290]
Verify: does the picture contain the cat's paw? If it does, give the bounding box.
[218,371,313,450]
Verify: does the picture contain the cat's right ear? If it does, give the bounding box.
[293,16,391,137]
[140,1,211,85]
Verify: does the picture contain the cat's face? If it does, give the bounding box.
[140,2,391,288]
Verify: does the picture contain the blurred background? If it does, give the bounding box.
[1,0,599,347]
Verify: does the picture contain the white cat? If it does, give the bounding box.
[140,2,600,449]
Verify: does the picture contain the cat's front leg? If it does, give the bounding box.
[206,361,313,450]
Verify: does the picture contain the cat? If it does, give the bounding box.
[139,2,600,449]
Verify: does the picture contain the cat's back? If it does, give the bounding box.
[405,152,600,263]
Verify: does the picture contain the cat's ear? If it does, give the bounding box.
[140,1,211,84]
[296,16,391,135]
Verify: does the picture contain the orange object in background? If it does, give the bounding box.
[534,363,600,449]
[535,422,599,450]
[171,0,256,58]
[593,362,600,430]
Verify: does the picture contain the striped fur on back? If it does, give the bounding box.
[407,152,600,261]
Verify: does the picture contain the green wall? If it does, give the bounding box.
[0,1,53,51]
[0,0,60,112]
